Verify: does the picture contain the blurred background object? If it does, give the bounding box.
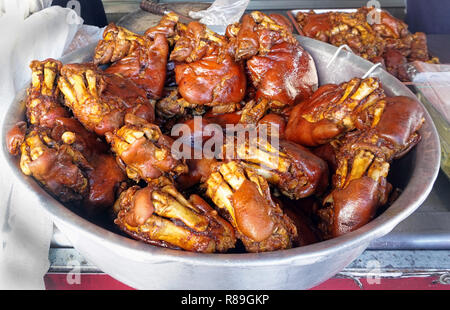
[100,0,408,23]
[53,0,108,27]
[405,0,450,34]
[408,62,450,178]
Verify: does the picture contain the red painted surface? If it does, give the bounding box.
[311,277,450,290]
[44,273,450,290]
[44,274,134,290]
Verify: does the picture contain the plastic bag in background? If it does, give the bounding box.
[408,61,450,178]
[188,0,250,34]
[64,24,105,55]
[0,3,82,290]
[409,62,450,123]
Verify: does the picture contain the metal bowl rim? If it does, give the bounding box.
[0,38,441,267]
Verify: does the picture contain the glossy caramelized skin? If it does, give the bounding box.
[58,63,124,134]
[174,53,247,106]
[50,117,127,212]
[227,11,297,59]
[168,10,317,111]
[155,89,198,119]
[285,77,385,146]
[144,12,179,40]
[228,11,317,109]
[58,63,154,136]
[224,126,328,200]
[106,114,188,182]
[100,29,169,99]
[317,96,425,238]
[175,157,217,190]
[26,59,69,128]
[170,20,228,63]
[239,99,273,125]
[295,7,439,81]
[114,176,236,253]
[94,14,179,99]
[6,121,27,157]
[246,42,317,108]
[102,73,156,122]
[93,23,145,64]
[296,12,333,42]
[171,21,247,107]
[8,59,127,213]
[14,118,126,212]
[17,127,89,202]
[7,12,427,253]
[205,161,297,252]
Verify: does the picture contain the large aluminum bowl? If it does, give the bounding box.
[1,36,441,289]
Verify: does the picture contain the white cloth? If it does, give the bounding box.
[189,0,250,34]
[0,0,53,18]
[0,2,82,290]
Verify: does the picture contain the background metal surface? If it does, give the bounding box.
[102,1,407,23]
[1,36,441,289]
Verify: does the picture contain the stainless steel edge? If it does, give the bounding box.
[1,36,441,289]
